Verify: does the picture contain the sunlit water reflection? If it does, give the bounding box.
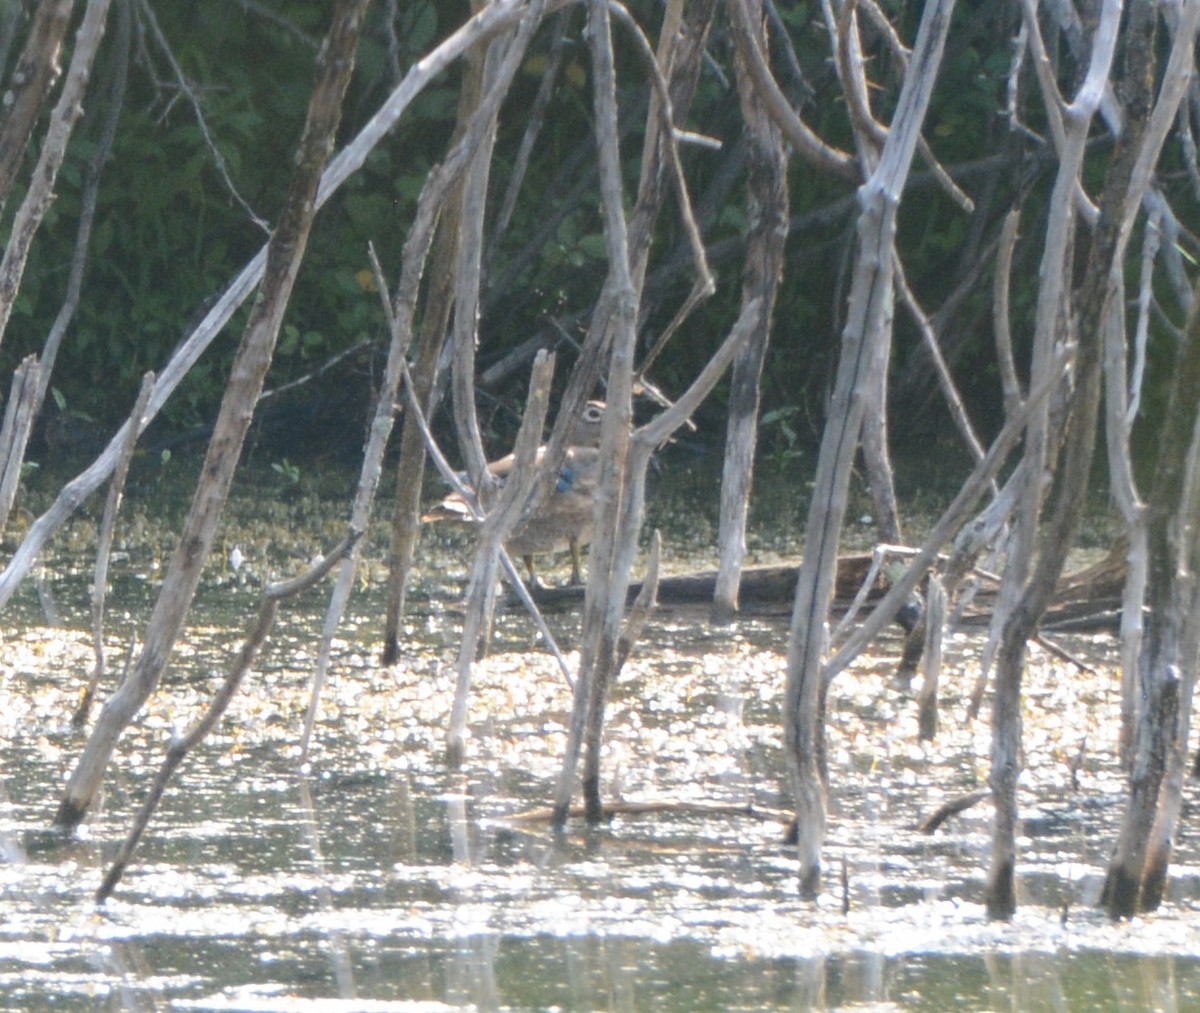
[1,480,1198,1010]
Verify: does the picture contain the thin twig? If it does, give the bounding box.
[136,0,269,232]
[488,10,570,257]
[77,371,154,728]
[728,0,858,180]
[35,0,131,415]
[94,532,359,902]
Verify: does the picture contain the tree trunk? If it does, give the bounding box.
[1097,1,1200,917]
[986,0,1180,919]
[558,0,638,826]
[0,0,75,210]
[784,0,956,898]
[548,0,718,827]
[713,0,790,623]
[380,9,488,665]
[52,0,370,833]
[1103,268,1200,916]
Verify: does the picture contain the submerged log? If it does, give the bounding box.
[506,797,794,830]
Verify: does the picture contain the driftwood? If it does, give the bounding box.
[523,554,882,615]
[522,544,1126,631]
[918,789,992,834]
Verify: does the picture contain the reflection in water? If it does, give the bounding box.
[295,778,354,1000]
[2,732,1200,1010]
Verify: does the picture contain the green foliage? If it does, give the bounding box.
[271,457,301,487]
[759,406,806,468]
[0,0,1181,466]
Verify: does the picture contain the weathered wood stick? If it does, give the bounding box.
[95,531,358,903]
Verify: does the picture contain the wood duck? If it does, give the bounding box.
[422,401,605,584]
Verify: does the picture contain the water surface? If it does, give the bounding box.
[0,479,1196,1010]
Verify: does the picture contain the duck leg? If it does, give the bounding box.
[568,538,583,585]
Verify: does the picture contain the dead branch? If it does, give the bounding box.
[54,0,369,835]
[917,573,945,740]
[451,7,545,491]
[614,530,661,675]
[0,0,113,358]
[0,0,75,209]
[507,797,794,828]
[75,371,154,729]
[726,0,856,180]
[0,356,39,537]
[557,0,640,827]
[446,353,556,767]
[0,0,553,613]
[918,789,992,834]
[94,530,359,903]
[786,0,958,899]
[714,0,790,621]
[381,18,490,664]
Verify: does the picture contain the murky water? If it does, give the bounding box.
[2,476,1200,1010]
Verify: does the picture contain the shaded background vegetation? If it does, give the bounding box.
[6,0,1179,489]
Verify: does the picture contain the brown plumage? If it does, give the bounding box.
[422,401,606,584]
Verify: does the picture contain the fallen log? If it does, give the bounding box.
[523,541,1128,633]
[526,554,885,616]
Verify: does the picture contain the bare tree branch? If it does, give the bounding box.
[0,0,113,357]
